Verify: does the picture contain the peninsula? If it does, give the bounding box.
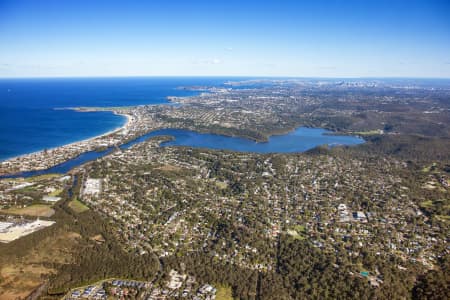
[0,79,449,299]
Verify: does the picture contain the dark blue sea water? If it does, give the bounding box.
[1,127,363,178]
[0,77,365,177]
[0,77,240,160]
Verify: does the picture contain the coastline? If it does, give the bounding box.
[0,108,138,176]
[0,86,191,176]
[0,79,205,171]
[0,109,132,163]
[0,103,366,177]
[72,110,132,147]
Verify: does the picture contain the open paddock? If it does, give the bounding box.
[1,204,55,217]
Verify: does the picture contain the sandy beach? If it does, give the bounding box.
[0,107,133,163]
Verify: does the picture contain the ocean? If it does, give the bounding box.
[0,77,240,161]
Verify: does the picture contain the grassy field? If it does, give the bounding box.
[286,225,307,240]
[156,164,182,172]
[1,204,55,217]
[215,284,234,300]
[353,130,383,136]
[435,215,450,222]
[68,199,89,213]
[286,229,306,240]
[215,181,228,189]
[48,189,63,196]
[419,200,434,209]
[293,224,306,233]
[0,231,80,300]
[24,173,61,182]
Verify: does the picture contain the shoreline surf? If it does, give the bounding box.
[0,109,131,163]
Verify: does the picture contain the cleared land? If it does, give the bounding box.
[0,231,80,300]
[68,199,89,213]
[216,285,234,300]
[215,181,228,189]
[24,173,61,182]
[0,220,55,243]
[353,130,383,136]
[1,204,55,217]
[156,164,182,172]
[48,188,63,196]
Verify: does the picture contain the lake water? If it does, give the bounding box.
[154,128,363,153]
[1,127,363,178]
[0,77,365,178]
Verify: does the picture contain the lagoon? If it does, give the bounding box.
[0,77,235,160]
[1,127,363,178]
[154,127,364,153]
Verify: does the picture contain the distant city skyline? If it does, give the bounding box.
[0,0,449,78]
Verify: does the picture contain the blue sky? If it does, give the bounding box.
[0,0,449,77]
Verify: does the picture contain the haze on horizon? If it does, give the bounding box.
[0,0,449,78]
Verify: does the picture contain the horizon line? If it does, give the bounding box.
[1,75,450,80]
